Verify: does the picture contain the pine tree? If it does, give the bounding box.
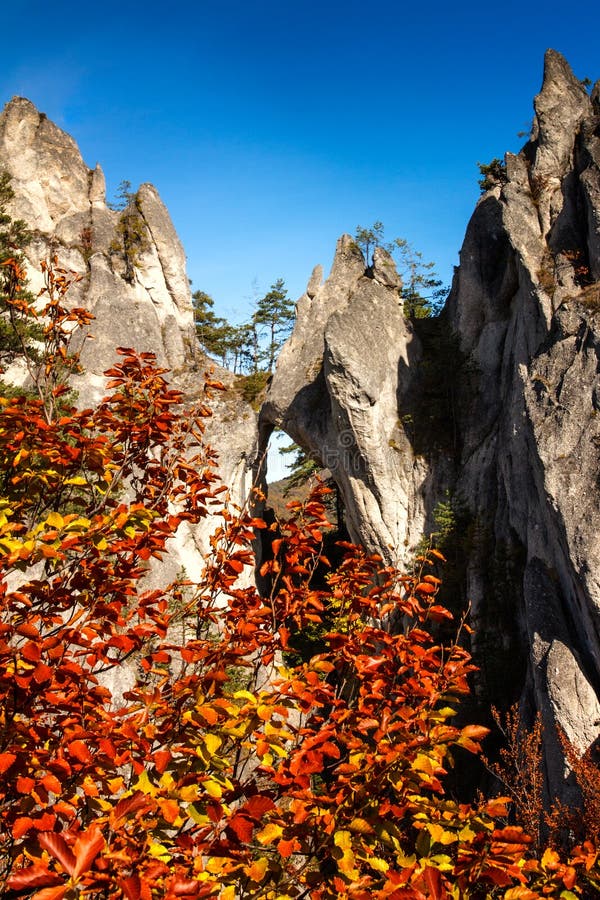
[353,222,447,317]
[0,171,43,379]
[251,278,294,372]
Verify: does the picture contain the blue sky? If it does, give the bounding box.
[1,1,597,329]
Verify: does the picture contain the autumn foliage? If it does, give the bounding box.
[0,258,599,899]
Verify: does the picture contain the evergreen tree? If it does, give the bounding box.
[251,278,294,372]
[354,221,385,266]
[354,222,447,318]
[0,171,42,376]
[192,290,239,366]
[109,180,150,283]
[391,237,446,318]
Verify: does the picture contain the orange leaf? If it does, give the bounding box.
[7,865,64,892]
[72,826,105,877]
[31,887,67,900]
[67,740,92,764]
[0,751,16,774]
[39,832,76,876]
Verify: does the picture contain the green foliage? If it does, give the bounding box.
[252,277,294,372]
[279,441,321,494]
[192,290,239,364]
[0,171,44,392]
[109,180,150,283]
[477,157,508,193]
[193,279,295,376]
[354,222,447,317]
[233,369,269,407]
[353,220,385,265]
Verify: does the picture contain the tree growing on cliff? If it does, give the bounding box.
[0,171,44,378]
[109,180,150,284]
[0,258,598,899]
[354,222,447,317]
[192,290,239,365]
[251,277,294,372]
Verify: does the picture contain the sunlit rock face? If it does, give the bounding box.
[261,237,429,566]
[0,96,258,590]
[264,51,600,797]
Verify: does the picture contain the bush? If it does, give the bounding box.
[0,260,599,899]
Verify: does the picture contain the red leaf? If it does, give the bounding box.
[228,813,254,842]
[39,832,76,876]
[243,794,276,820]
[153,749,171,773]
[73,826,105,878]
[67,740,92,764]
[12,816,35,839]
[172,880,200,896]
[31,887,67,900]
[0,751,16,773]
[423,866,445,900]
[41,774,62,795]
[112,791,151,823]
[119,875,141,900]
[416,582,437,594]
[7,864,64,891]
[17,775,36,793]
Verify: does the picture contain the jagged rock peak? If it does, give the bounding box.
[0,96,199,401]
[262,234,425,562]
[531,50,591,188]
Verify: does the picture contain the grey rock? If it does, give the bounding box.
[0,96,258,606]
[262,236,427,564]
[263,51,600,800]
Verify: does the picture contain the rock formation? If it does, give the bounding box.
[3,50,600,799]
[262,51,600,797]
[0,96,258,585]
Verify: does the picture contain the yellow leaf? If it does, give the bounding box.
[159,772,175,791]
[348,817,373,834]
[46,511,64,529]
[256,823,283,845]
[368,857,389,873]
[202,777,222,799]
[64,476,87,486]
[203,733,222,756]
[148,841,171,862]
[427,822,457,845]
[246,857,268,882]
[333,830,358,878]
[233,690,257,703]
[187,804,210,826]
[134,770,157,796]
[220,887,235,900]
[412,754,435,774]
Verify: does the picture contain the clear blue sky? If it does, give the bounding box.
[1,1,597,325]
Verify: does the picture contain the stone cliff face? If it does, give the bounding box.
[260,240,430,562]
[0,96,257,585]
[0,97,197,405]
[262,51,600,796]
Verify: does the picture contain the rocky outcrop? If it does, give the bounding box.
[0,97,197,405]
[0,96,258,583]
[260,239,428,562]
[446,50,600,777]
[263,51,600,797]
